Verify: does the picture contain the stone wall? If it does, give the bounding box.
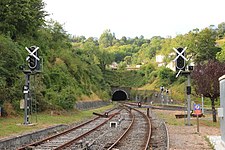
[74,100,110,110]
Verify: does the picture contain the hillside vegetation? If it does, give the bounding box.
[1,1,225,117]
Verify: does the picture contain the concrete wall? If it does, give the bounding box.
[74,100,110,110]
[0,124,67,149]
[219,75,225,143]
[0,100,110,149]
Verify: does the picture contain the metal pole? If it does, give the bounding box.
[201,94,204,114]
[166,90,169,105]
[187,73,191,126]
[147,108,149,118]
[197,115,199,132]
[24,73,30,125]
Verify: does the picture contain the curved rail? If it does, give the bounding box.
[107,108,134,150]
[164,121,170,150]
[107,105,152,150]
[133,107,152,150]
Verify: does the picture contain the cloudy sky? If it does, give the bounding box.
[43,0,225,38]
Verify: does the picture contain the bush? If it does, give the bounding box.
[158,67,176,86]
[57,94,76,110]
[2,102,16,116]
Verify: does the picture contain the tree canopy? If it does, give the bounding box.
[191,60,225,122]
[0,0,47,39]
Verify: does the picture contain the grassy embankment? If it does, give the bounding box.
[140,76,220,127]
[154,109,220,128]
[140,76,220,108]
[0,104,114,138]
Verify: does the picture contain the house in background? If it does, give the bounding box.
[156,53,176,71]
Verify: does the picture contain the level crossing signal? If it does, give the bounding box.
[26,46,40,71]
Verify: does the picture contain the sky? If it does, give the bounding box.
[43,0,225,39]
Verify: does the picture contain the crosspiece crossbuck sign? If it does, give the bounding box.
[173,47,188,62]
[25,46,40,61]
[173,47,188,78]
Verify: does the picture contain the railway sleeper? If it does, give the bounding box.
[93,112,108,118]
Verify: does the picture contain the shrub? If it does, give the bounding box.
[158,67,176,86]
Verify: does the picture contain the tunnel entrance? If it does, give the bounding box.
[112,90,128,101]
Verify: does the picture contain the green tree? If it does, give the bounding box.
[216,43,225,62]
[0,34,23,104]
[99,29,114,48]
[0,0,47,39]
[158,67,175,86]
[186,28,221,63]
[191,60,225,122]
[124,56,132,65]
[217,22,225,38]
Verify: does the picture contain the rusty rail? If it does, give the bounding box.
[107,104,152,150]
[18,108,119,150]
[17,116,100,150]
[54,112,120,149]
[107,109,134,150]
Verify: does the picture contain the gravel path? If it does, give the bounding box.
[153,109,220,150]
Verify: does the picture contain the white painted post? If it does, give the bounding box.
[201,94,204,114]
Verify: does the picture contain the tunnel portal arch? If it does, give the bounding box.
[112,89,129,101]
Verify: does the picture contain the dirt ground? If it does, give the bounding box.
[153,109,220,150]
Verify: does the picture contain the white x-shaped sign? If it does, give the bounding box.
[26,46,40,61]
[173,47,188,62]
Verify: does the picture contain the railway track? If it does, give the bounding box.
[121,102,170,150]
[107,105,151,150]
[17,102,170,150]
[70,107,133,149]
[17,108,122,150]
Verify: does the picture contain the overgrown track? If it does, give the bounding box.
[107,105,152,150]
[17,108,121,150]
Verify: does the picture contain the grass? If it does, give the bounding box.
[154,109,220,128]
[154,110,185,126]
[0,104,114,138]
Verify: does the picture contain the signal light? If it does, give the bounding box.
[176,47,185,71]
[27,46,38,71]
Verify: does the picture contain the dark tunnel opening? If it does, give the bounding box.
[112,90,128,101]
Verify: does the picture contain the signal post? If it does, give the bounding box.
[173,47,192,126]
[22,46,40,125]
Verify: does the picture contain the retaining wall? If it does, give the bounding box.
[0,124,68,149]
[74,100,110,110]
[0,100,110,149]
[0,101,110,150]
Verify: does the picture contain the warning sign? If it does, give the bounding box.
[194,104,201,115]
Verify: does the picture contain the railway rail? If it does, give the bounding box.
[107,106,151,150]
[17,108,122,150]
[17,102,170,150]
